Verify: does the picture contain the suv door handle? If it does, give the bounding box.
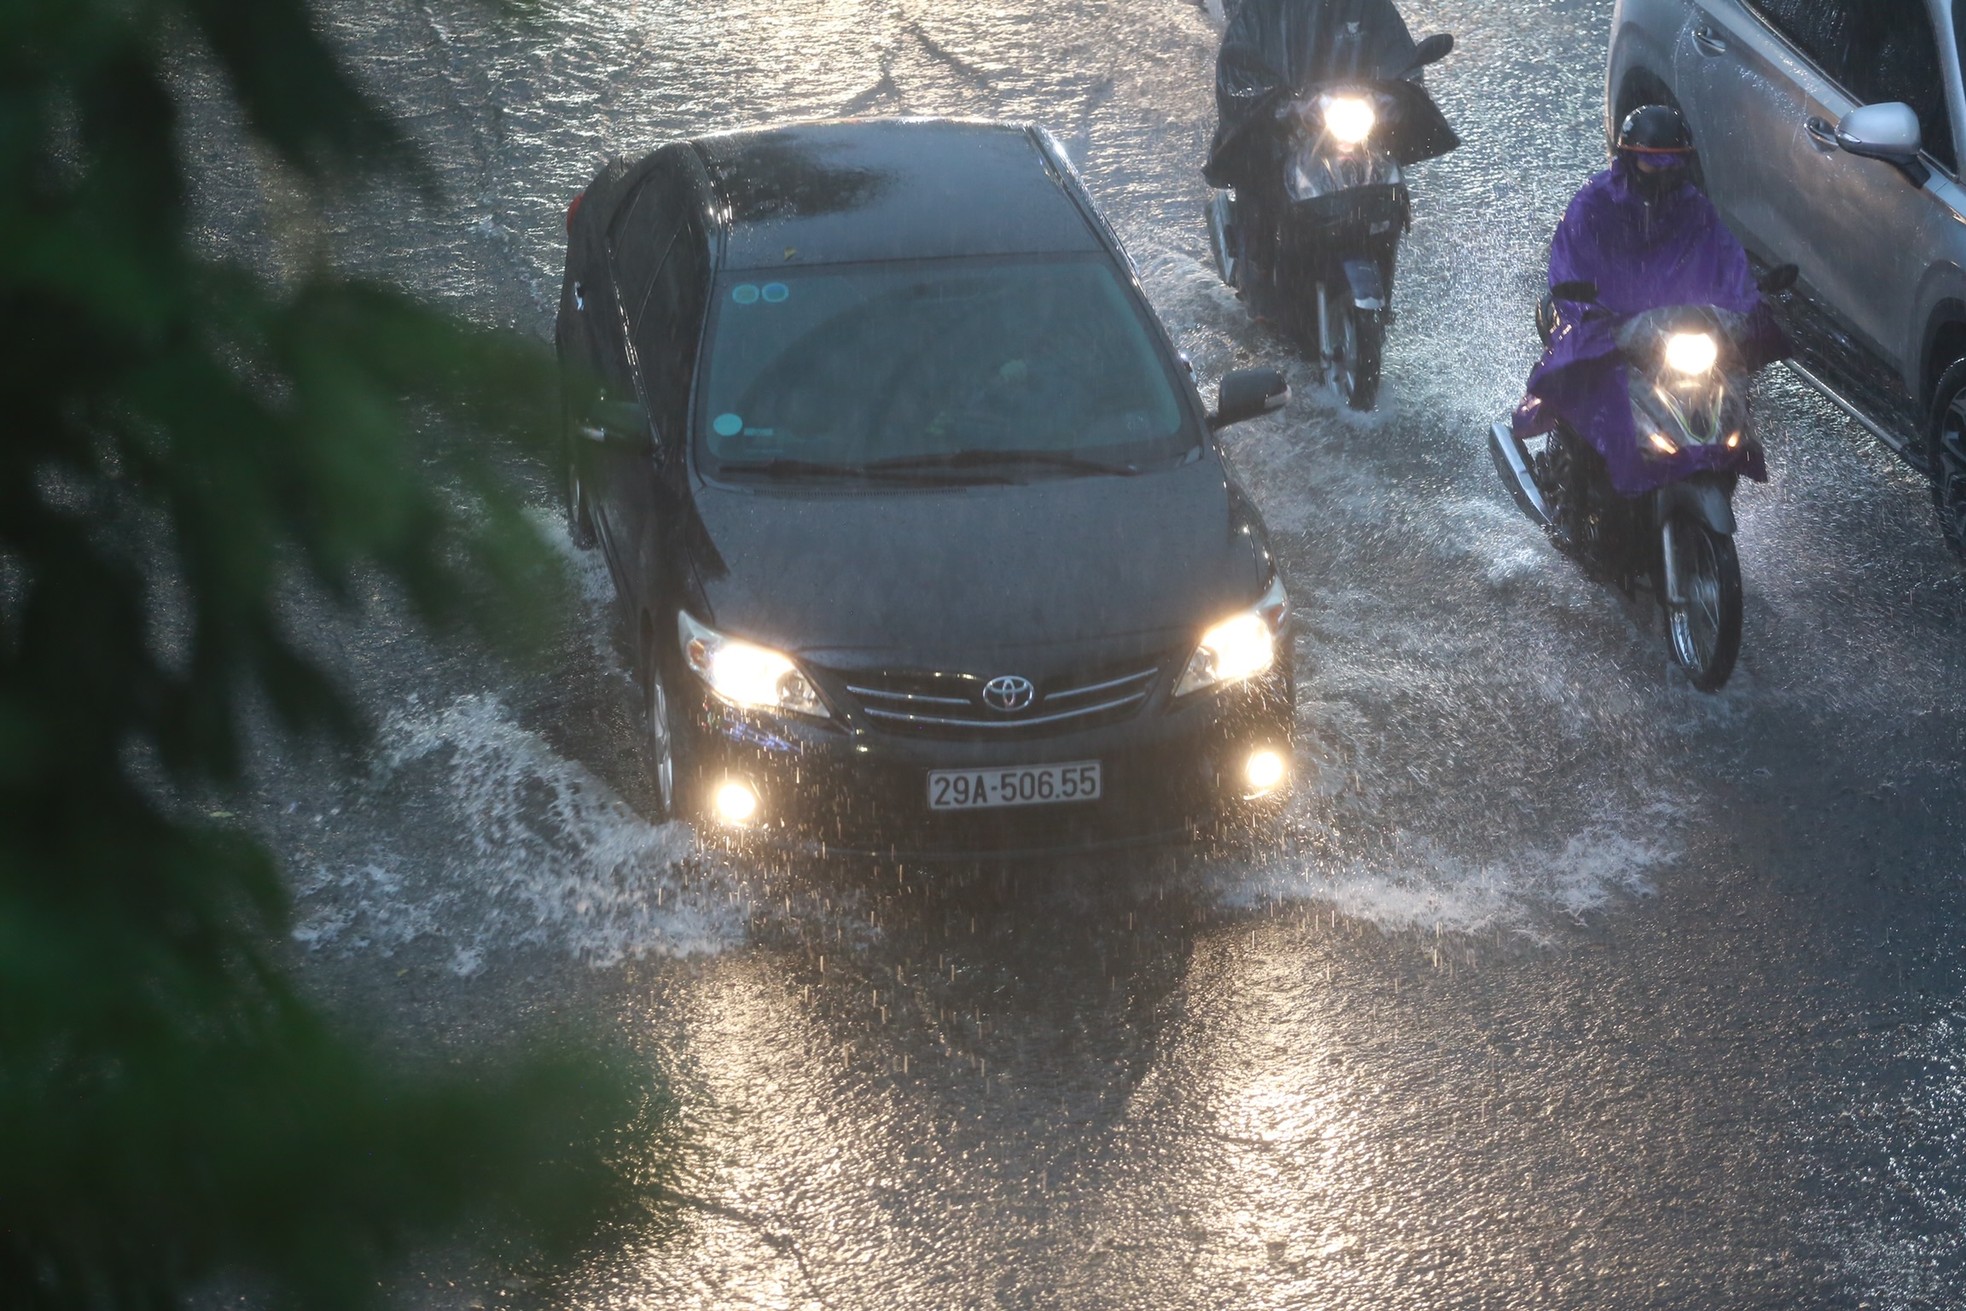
[1691,24,1728,56]
[1805,115,1841,152]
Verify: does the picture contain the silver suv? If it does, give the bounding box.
[1608,0,1966,555]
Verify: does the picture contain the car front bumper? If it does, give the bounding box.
[674,667,1295,858]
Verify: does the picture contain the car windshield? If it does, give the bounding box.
[696,255,1195,481]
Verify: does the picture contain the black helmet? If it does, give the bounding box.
[1616,104,1696,198]
[1618,104,1695,155]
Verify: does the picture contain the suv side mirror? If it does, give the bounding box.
[1835,102,1922,163]
[1210,367,1290,430]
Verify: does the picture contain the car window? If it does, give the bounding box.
[634,214,710,433]
[1845,0,1955,171]
[695,256,1195,480]
[1743,0,1862,83]
[606,174,675,319]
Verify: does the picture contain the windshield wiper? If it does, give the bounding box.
[861,448,1144,477]
[710,457,1007,485]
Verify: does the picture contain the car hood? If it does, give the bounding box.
[688,458,1269,662]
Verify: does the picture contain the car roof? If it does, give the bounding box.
[688,118,1108,269]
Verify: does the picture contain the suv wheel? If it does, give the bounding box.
[1928,358,1966,559]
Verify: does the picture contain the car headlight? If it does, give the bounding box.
[1322,95,1376,147]
[678,612,829,719]
[1664,331,1718,376]
[1175,574,1290,697]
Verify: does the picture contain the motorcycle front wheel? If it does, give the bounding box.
[1329,301,1383,411]
[1661,515,1743,692]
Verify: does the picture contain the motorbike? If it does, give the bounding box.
[1205,31,1457,410]
[1487,265,1797,692]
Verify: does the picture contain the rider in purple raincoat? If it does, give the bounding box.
[1513,105,1789,498]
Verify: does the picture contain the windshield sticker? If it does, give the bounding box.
[761,282,790,304]
[731,284,760,305]
[712,413,744,437]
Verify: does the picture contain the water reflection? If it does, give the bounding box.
[587,852,1214,1305]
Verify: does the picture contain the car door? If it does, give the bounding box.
[563,180,632,563]
[1775,0,1962,370]
[1685,1,1959,367]
[1673,0,1857,270]
[619,199,712,609]
[593,161,685,578]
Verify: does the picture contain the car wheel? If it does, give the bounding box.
[567,459,599,552]
[639,648,683,823]
[1928,358,1966,561]
[561,386,598,551]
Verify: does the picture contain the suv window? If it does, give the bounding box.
[1846,0,1955,172]
[607,153,703,340]
[1743,0,1862,80]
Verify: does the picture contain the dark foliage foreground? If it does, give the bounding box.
[1,1,657,1304]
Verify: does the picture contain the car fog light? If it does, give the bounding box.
[1243,748,1288,796]
[1647,430,1680,456]
[712,779,759,826]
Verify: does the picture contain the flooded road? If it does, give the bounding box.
[226,0,1966,1305]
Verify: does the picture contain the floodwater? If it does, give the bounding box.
[209,0,1966,1306]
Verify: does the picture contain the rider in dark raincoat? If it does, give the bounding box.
[1512,105,1790,498]
[1205,0,1420,189]
[1204,0,1454,303]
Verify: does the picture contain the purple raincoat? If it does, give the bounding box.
[1513,158,1789,496]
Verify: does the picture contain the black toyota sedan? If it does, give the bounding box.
[556,118,1295,854]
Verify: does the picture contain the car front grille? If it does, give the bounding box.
[836,660,1162,738]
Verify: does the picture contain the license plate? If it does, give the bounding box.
[926,761,1102,811]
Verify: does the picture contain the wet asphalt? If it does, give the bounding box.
[211,1,1966,1306]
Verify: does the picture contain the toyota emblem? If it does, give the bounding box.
[981,674,1036,713]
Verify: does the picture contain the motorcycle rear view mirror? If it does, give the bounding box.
[1210,367,1290,430]
[1403,33,1454,74]
[1757,263,1799,295]
[1550,279,1600,304]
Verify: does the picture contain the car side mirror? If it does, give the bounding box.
[578,398,653,452]
[1550,279,1599,304]
[1836,102,1922,164]
[1757,263,1798,295]
[1210,367,1290,430]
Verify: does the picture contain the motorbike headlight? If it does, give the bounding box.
[679,612,829,719]
[1664,332,1718,376]
[1322,95,1376,147]
[1175,574,1290,697]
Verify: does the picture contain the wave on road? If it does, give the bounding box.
[291,693,742,971]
